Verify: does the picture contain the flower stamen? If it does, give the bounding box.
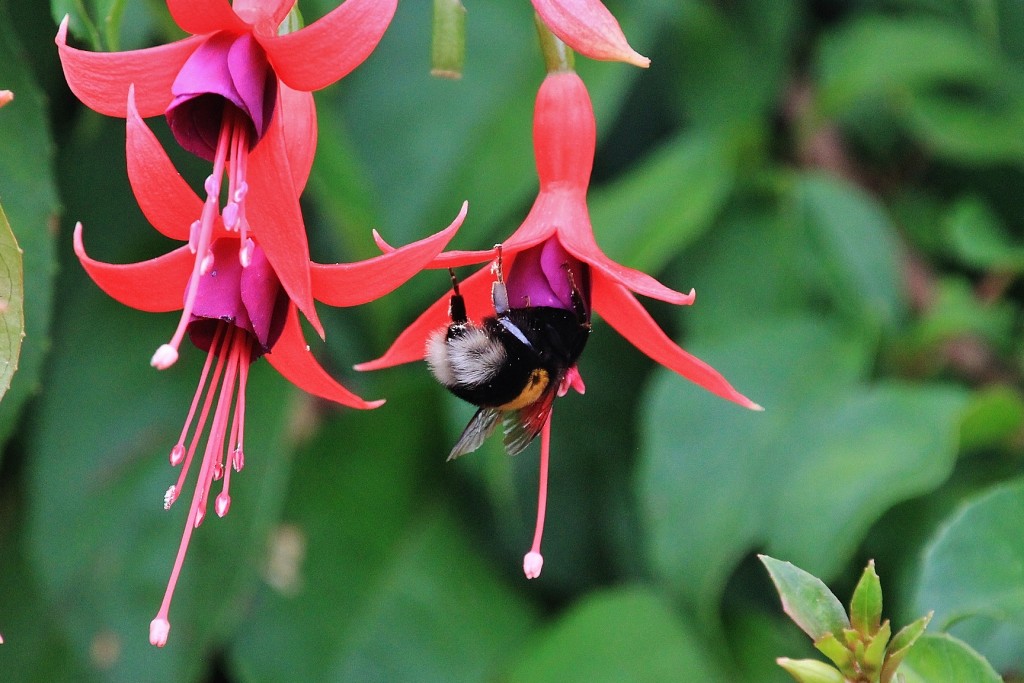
[523,412,553,579]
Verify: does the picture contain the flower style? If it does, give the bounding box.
[531,0,650,68]
[56,0,398,360]
[73,86,466,646]
[360,69,760,578]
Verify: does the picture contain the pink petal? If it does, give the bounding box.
[592,274,761,410]
[532,0,650,67]
[166,0,248,36]
[259,0,398,91]
[73,223,191,313]
[56,15,204,118]
[355,265,495,371]
[126,87,203,241]
[246,114,322,338]
[277,85,316,193]
[311,201,467,307]
[265,303,384,409]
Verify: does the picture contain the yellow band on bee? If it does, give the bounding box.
[499,369,550,410]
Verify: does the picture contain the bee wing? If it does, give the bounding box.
[502,387,557,456]
[447,407,502,461]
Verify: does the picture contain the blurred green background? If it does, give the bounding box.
[3,0,1024,680]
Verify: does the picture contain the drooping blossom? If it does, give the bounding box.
[360,69,759,578]
[74,88,467,646]
[56,0,398,361]
[532,0,649,67]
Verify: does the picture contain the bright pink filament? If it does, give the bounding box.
[150,324,253,647]
[524,412,553,579]
[151,107,254,370]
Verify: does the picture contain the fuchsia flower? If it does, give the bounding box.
[532,0,650,68]
[74,88,466,646]
[57,0,398,353]
[360,70,760,578]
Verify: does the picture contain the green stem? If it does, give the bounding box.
[534,14,574,73]
[431,0,466,79]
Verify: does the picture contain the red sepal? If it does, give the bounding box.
[355,264,495,371]
[126,87,205,241]
[591,274,760,410]
[166,0,247,36]
[260,0,398,91]
[311,201,466,307]
[73,223,191,313]
[265,303,384,409]
[246,109,322,338]
[56,16,203,118]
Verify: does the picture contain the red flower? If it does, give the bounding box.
[56,0,398,354]
[531,0,650,67]
[361,70,759,578]
[74,88,467,646]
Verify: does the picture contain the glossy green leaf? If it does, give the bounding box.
[638,317,968,624]
[229,384,538,682]
[815,16,1002,117]
[796,173,905,330]
[0,203,24,404]
[882,613,932,682]
[760,556,849,641]
[897,633,1001,683]
[911,477,1024,672]
[506,587,730,683]
[589,130,737,275]
[0,1,58,451]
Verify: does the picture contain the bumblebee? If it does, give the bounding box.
[427,246,591,459]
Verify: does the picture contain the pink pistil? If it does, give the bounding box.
[151,325,254,647]
[524,412,553,579]
[151,108,253,370]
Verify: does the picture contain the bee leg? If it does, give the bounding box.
[564,264,591,327]
[447,268,468,324]
[490,244,511,316]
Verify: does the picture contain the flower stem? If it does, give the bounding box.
[431,0,466,79]
[534,13,574,73]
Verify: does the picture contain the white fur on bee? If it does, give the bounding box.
[427,325,507,388]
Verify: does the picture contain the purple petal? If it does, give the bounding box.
[506,237,589,313]
[166,32,275,160]
[240,243,287,351]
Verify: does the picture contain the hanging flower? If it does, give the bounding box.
[74,88,467,647]
[531,0,650,67]
[360,70,759,578]
[56,0,398,356]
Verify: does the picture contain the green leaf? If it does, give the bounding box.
[760,556,850,641]
[896,633,1001,683]
[506,587,730,683]
[850,560,883,636]
[944,196,1024,271]
[796,173,905,330]
[862,619,891,674]
[814,632,856,675]
[815,16,1002,117]
[911,477,1024,671]
[638,317,969,624]
[957,385,1024,455]
[0,203,24,404]
[882,613,932,683]
[0,1,58,453]
[229,385,538,682]
[589,130,737,275]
